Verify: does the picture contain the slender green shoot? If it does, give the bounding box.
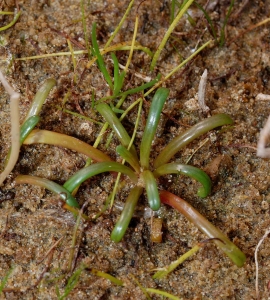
[91,22,113,90]
[62,203,90,220]
[170,0,176,24]
[150,0,195,70]
[219,0,234,47]
[0,11,15,15]
[67,39,78,84]
[0,265,14,292]
[87,41,153,69]
[109,172,122,209]
[109,98,142,208]
[13,42,152,62]
[15,175,79,208]
[56,264,85,300]
[153,244,201,279]
[68,208,83,272]
[123,15,138,73]
[104,0,135,48]
[111,53,126,96]
[186,11,196,27]
[97,74,161,104]
[160,190,246,267]
[57,107,103,125]
[154,163,211,198]
[90,269,124,286]
[129,275,151,300]
[147,40,211,96]
[140,88,169,169]
[111,186,143,242]
[194,1,217,42]
[146,288,181,300]
[0,10,21,32]
[80,0,91,59]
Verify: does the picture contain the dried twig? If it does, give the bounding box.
[255,227,270,300]
[0,71,20,186]
[198,69,210,113]
[257,114,270,158]
[37,236,64,264]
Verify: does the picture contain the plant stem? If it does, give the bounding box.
[0,10,21,32]
[150,0,195,70]
[104,0,135,48]
[153,244,201,279]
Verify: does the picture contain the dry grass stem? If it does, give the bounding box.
[37,236,64,264]
[0,70,20,186]
[255,227,270,300]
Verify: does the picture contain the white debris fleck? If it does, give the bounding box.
[256,93,270,101]
[79,122,93,135]
[257,114,270,158]
[198,69,210,113]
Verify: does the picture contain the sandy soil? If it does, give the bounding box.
[0,0,270,299]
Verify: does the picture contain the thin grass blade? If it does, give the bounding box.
[91,22,113,90]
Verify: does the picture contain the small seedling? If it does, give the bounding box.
[14,84,245,266]
[194,0,235,46]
